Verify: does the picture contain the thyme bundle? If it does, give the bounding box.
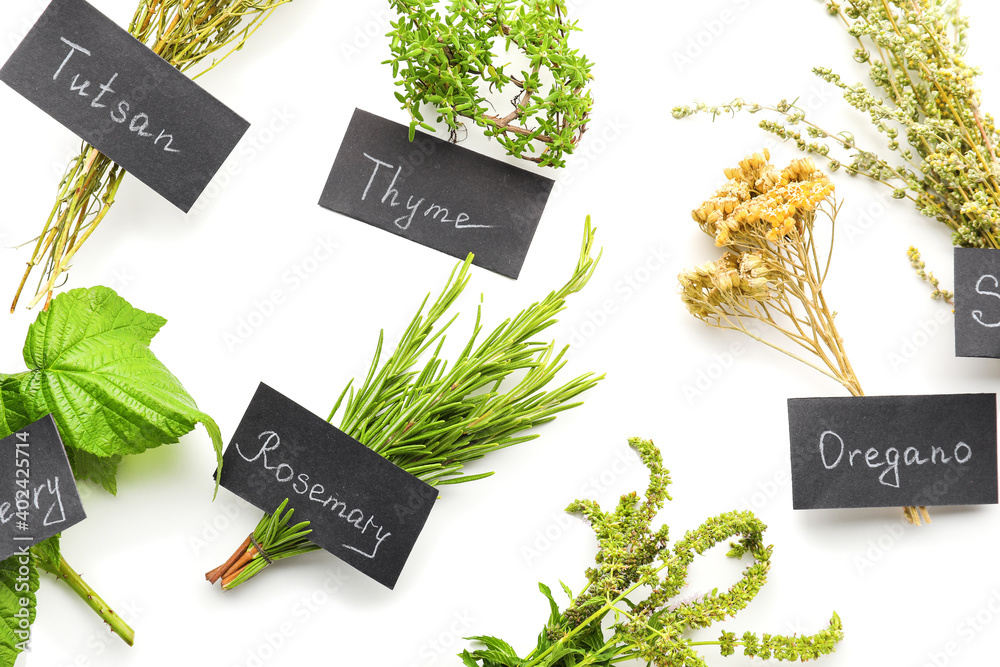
[11,0,290,312]
[385,0,593,168]
[678,150,928,525]
[673,0,1000,296]
[207,219,603,589]
[461,438,844,666]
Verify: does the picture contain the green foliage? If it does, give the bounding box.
[460,438,844,667]
[1,286,223,654]
[211,219,603,589]
[385,0,594,168]
[3,286,223,494]
[0,552,38,666]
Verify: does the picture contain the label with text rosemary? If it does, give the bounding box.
[0,0,250,212]
[1,415,86,560]
[954,247,1000,358]
[219,383,438,589]
[788,394,998,509]
[318,108,554,279]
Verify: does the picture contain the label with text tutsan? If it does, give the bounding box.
[318,108,554,279]
[219,383,438,589]
[788,393,998,510]
[1,415,87,560]
[0,0,250,212]
[954,247,1000,358]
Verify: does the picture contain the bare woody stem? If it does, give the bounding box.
[35,554,136,647]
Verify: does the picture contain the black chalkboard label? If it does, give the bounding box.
[318,108,553,279]
[219,383,438,589]
[1,415,87,560]
[788,394,998,509]
[0,0,250,212]
[954,247,1000,358]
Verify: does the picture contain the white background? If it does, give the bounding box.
[2,0,999,665]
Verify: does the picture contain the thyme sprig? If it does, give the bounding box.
[678,151,929,525]
[673,0,1000,281]
[11,0,291,312]
[208,219,603,589]
[461,438,844,667]
[385,0,593,168]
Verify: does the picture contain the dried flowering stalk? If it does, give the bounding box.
[678,150,929,525]
[673,0,1000,298]
[461,438,844,666]
[11,0,290,312]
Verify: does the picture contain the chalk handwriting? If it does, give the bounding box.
[361,153,492,230]
[819,429,972,488]
[972,274,1000,328]
[53,37,180,153]
[236,430,391,559]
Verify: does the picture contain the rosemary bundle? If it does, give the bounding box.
[678,150,928,525]
[461,438,844,666]
[385,0,593,168]
[673,0,1000,295]
[11,0,290,312]
[207,219,603,589]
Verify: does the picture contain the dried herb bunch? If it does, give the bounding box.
[460,438,844,667]
[207,219,603,589]
[11,0,290,312]
[385,0,593,168]
[673,0,1000,295]
[678,151,929,525]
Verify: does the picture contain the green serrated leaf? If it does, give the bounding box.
[0,376,28,441]
[29,535,61,572]
[65,449,123,495]
[538,582,561,623]
[0,552,38,667]
[17,286,223,495]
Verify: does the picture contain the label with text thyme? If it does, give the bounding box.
[1,415,86,560]
[788,393,998,510]
[0,0,250,212]
[954,247,1000,358]
[219,383,438,589]
[318,108,554,279]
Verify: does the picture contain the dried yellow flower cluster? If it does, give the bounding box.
[679,252,777,320]
[692,148,835,245]
[681,150,836,323]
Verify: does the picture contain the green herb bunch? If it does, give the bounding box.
[673,0,1000,294]
[385,0,594,168]
[1,286,225,660]
[460,438,844,667]
[12,0,291,312]
[207,219,603,589]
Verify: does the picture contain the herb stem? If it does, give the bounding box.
[35,554,135,647]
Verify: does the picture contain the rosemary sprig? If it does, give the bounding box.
[11,0,291,312]
[208,218,603,589]
[461,438,844,666]
[678,151,929,525]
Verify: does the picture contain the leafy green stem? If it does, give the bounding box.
[34,554,135,647]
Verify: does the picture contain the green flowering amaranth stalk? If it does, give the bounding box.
[12,0,291,312]
[673,0,1000,298]
[207,218,603,589]
[385,0,593,168]
[460,438,844,667]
